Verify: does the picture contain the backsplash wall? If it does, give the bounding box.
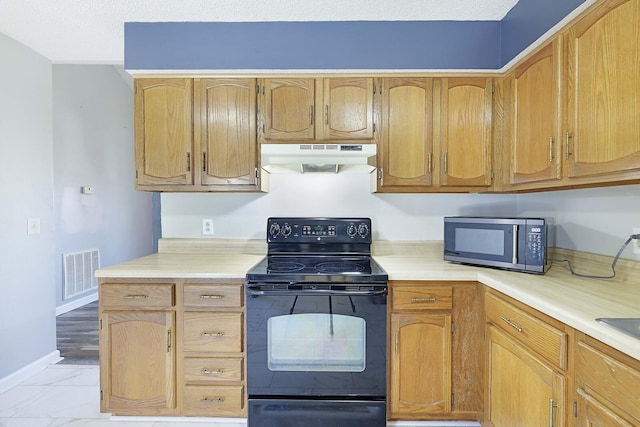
[162,174,640,261]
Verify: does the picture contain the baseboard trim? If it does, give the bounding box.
[56,291,98,316]
[0,350,62,394]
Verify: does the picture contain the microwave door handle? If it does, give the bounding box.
[512,225,519,264]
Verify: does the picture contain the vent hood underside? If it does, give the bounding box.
[261,143,377,174]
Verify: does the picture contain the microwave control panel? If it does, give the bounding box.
[525,224,544,266]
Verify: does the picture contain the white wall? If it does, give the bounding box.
[162,174,640,261]
[162,173,518,241]
[0,33,57,378]
[517,184,640,260]
[52,65,153,307]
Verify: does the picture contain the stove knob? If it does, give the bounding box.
[346,224,357,237]
[358,223,369,238]
[282,224,292,238]
[269,223,281,238]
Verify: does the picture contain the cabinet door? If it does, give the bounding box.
[486,325,565,427]
[439,78,492,187]
[261,78,316,141]
[378,78,434,189]
[320,77,374,139]
[507,41,562,184]
[576,389,635,427]
[134,78,193,186]
[196,78,258,187]
[100,311,176,415]
[390,313,452,415]
[565,0,640,178]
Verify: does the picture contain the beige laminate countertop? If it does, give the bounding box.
[96,238,640,361]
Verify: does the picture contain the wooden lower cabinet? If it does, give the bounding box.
[388,281,481,421]
[485,325,565,427]
[575,334,640,426]
[99,278,245,417]
[483,289,568,427]
[99,281,177,415]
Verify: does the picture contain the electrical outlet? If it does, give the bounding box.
[202,219,214,236]
[633,227,640,255]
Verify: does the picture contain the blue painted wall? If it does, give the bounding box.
[500,0,586,65]
[125,21,501,70]
[124,1,586,70]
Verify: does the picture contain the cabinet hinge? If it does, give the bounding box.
[99,319,102,330]
[100,390,103,401]
[255,84,259,94]
[573,401,577,418]
[202,153,207,172]
[490,171,494,182]
[255,168,260,179]
[135,170,138,179]
[377,169,383,180]
[451,322,455,334]
[373,84,376,95]
[373,123,376,133]
[451,394,454,406]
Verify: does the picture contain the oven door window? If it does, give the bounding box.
[268,313,366,372]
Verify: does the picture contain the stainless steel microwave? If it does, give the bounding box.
[444,217,553,274]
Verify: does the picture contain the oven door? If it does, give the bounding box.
[246,284,387,399]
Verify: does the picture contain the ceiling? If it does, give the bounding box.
[0,0,519,64]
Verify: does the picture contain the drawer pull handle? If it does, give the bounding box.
[200,294,224,299]
[500,316,523,332]
[200,397,225,404]
[123,294,148,299]
[201,368,224,375]
[200,332,225,337]
[412,297,436,303]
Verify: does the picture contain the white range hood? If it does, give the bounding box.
[261,143,377,174]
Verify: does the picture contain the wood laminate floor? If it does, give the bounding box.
[56,300,99,365]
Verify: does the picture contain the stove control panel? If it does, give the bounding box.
[267,217,372,242]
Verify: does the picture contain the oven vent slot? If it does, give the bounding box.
[63,249,100,300]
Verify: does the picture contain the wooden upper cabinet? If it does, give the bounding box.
[134,78,193,186]
[320,77,374,139]
[506,40,563,185]
[565,0,640,178]
[195,78,258,187]
[259,77,374,142]
[439,78,493,187]
[261,78,316,141]
[378,78,434,189]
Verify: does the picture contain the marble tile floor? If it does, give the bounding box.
[0,364,480,427]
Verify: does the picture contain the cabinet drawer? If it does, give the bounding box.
[485,292,567,369]
[183,385,244,416]
[184,357,243,383]
[392,286,452,310]
[577,340,640,422]
[100,283,174,308]
[183,312,243,353]
[184,284,243,308]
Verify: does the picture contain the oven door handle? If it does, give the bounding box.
[246,287,387,297]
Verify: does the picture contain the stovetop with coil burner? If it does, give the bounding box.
[246,217,388,285]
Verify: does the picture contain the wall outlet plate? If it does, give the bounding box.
[202,219,214,236]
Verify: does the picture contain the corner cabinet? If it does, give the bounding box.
[134,78,262,192]
[503,39,563,186]
[388,281,481,421]
[258,77,375,142]
[484,289,568,427]
[99,278,247,418]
